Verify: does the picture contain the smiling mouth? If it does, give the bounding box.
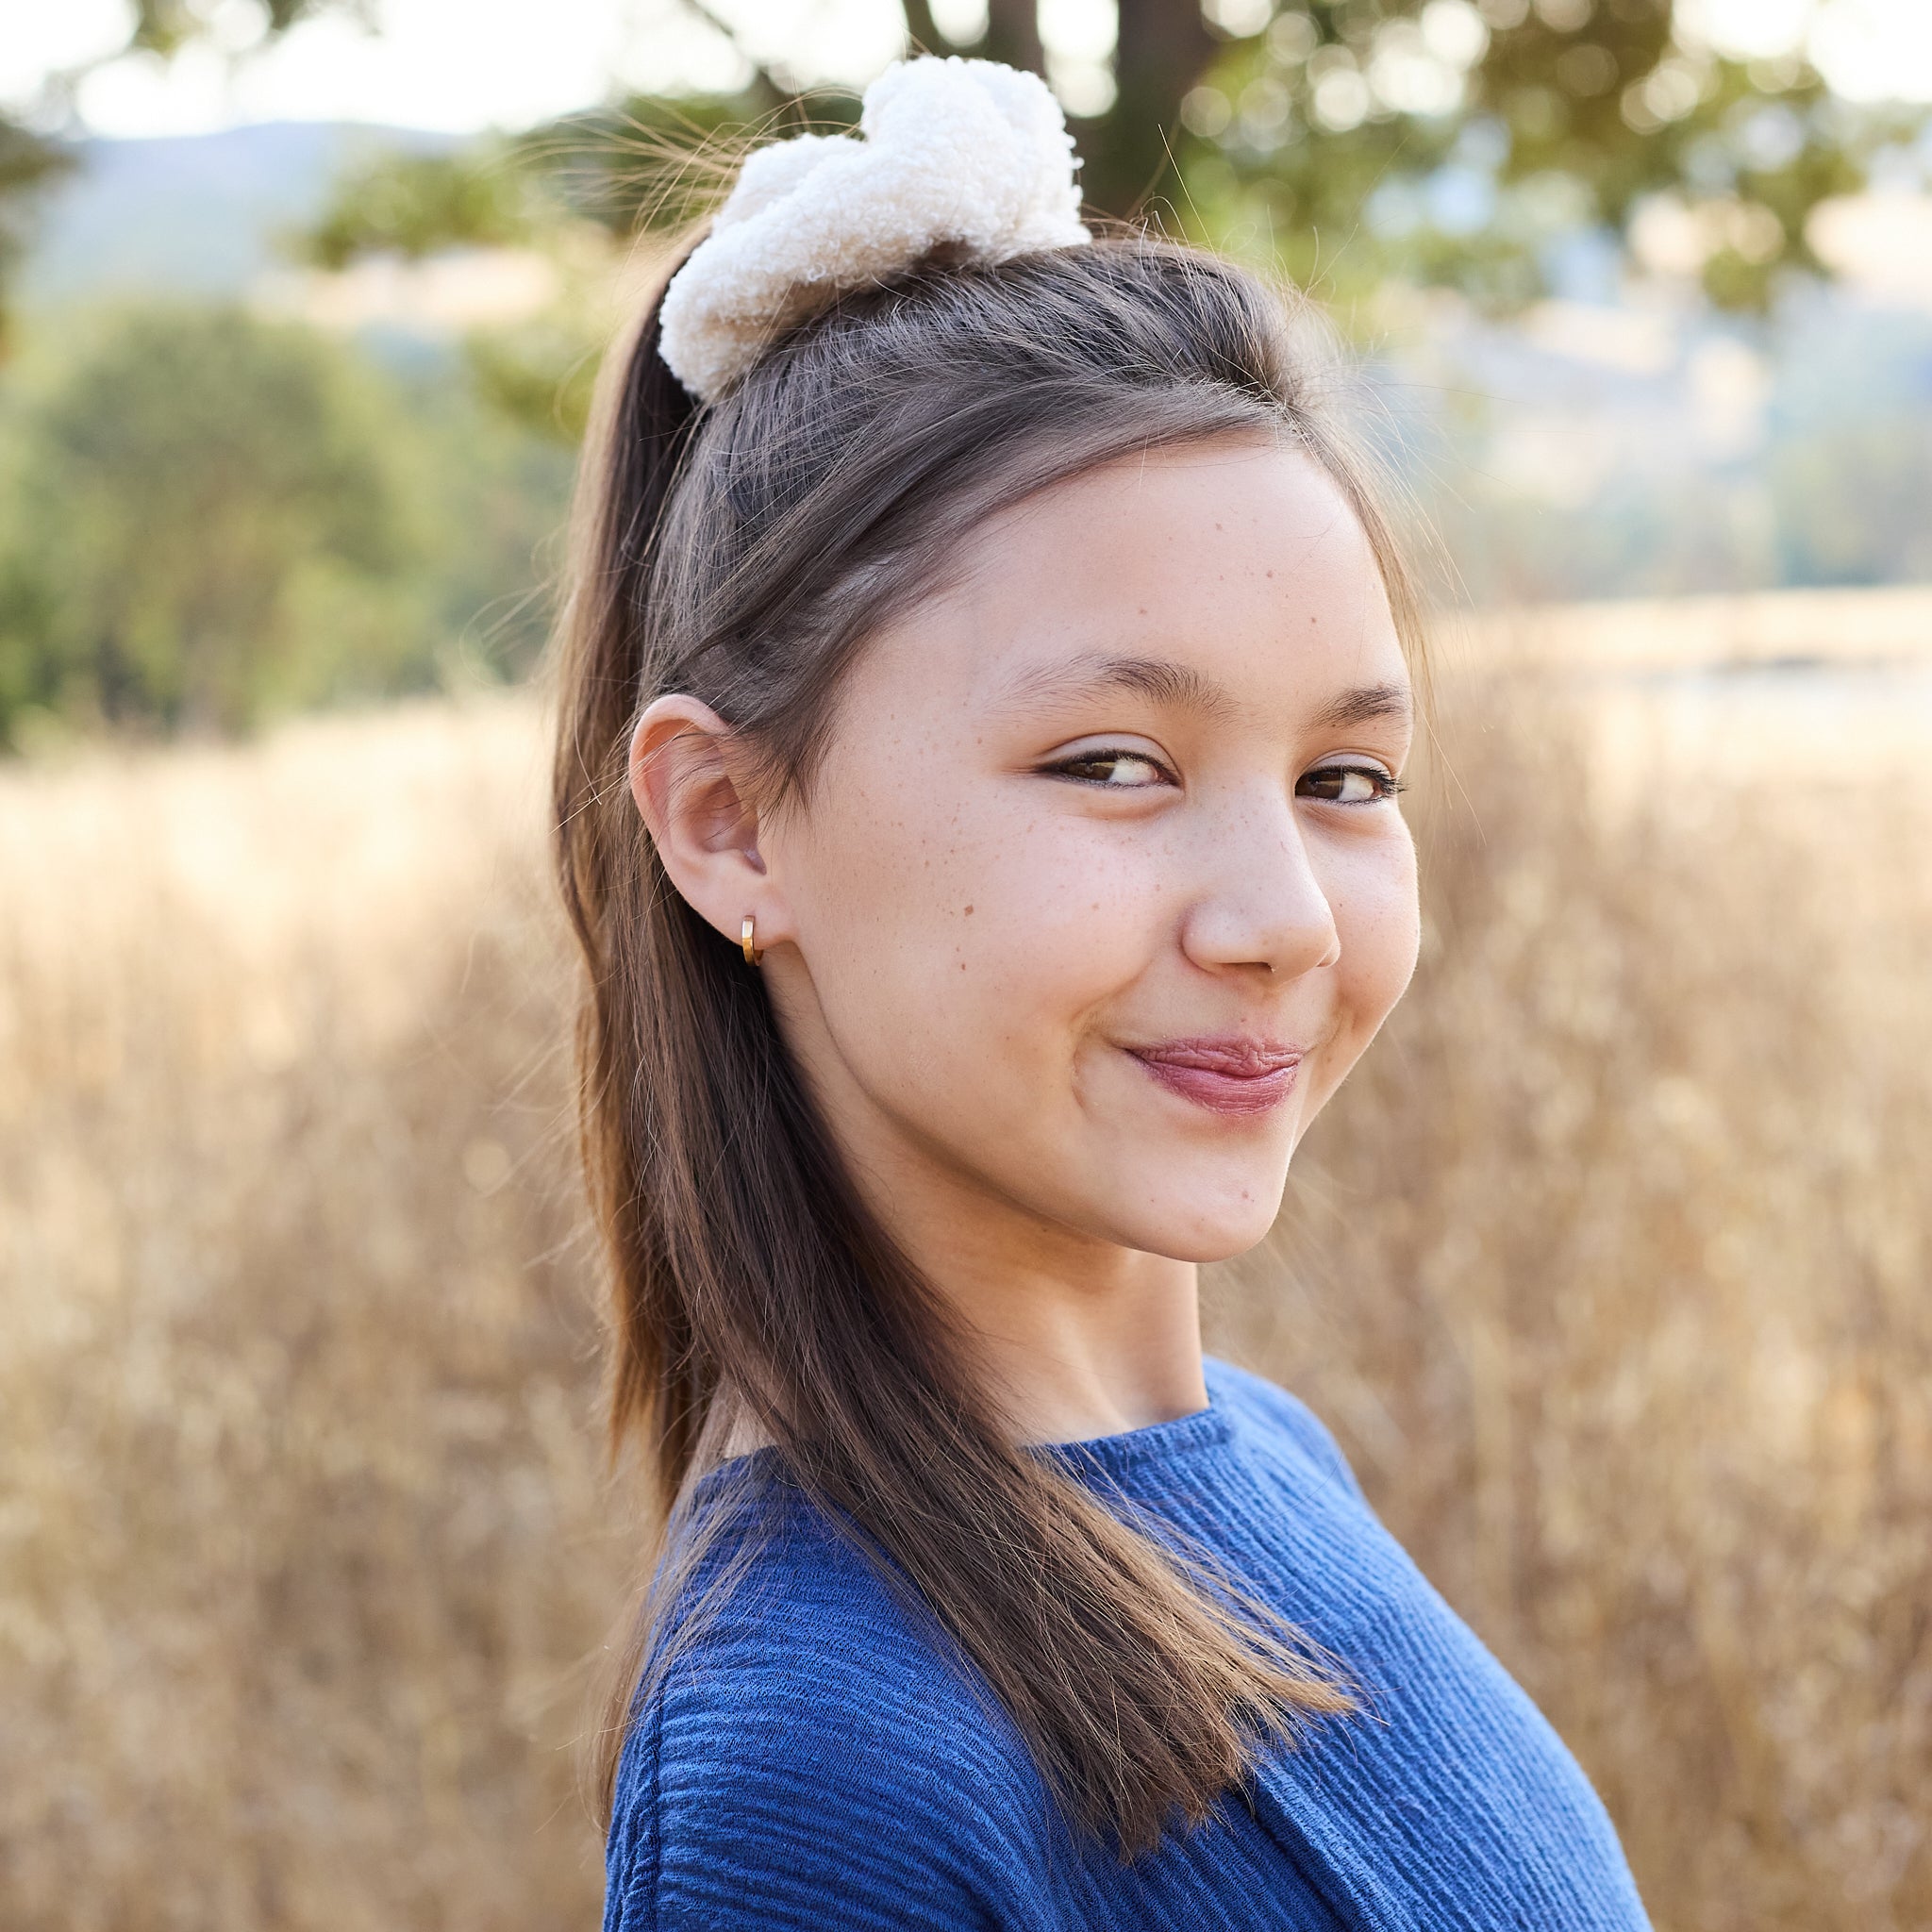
[1126,1038,1305,1119]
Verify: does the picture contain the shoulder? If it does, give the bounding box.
[1204,1355,1371,1507]
[605,1470,1062,1932]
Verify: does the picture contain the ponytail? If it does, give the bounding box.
[552,242,1391,1853]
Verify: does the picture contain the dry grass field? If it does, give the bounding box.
[3,594,1929,1930]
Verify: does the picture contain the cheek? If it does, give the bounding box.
[788,767,1160,1083]
[1326,827,1422,1046]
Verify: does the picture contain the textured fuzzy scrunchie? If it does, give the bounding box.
[657,56,1091,401]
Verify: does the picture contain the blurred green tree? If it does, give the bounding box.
[1164,0,1894,310]
[0,124,75,355]
[121,0,375,56]
[937,0,1912,309]
[0,307,426,741]
[302,142,544,270]
[291,1,1921,332]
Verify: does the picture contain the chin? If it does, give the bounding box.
[1110,1133,1295,1257]
[1108,1184,1287,1265]
[1157,1223,1281,1265]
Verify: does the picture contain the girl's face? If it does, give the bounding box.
[753,436,1420,1268]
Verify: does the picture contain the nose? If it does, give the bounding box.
[1177,788,1341,978]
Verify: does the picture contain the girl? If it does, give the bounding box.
[552,56,1652,1932]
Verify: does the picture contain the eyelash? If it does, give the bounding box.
[1046,747,1174,788]
[1044,747,1406,803]
[1299,764,1408,805]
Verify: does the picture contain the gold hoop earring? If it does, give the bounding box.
[741,915,763,966]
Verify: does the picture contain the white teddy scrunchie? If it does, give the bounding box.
[657,57,1091,401]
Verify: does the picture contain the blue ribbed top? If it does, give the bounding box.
[603,1357,1652,1930]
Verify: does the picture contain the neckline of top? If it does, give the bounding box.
[692,1359,1241,1500]
[1038,1373,1236,1480]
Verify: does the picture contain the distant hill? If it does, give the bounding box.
[19,123,457,305]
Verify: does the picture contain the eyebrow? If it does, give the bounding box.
[989,654,1412,733]
[988,654,1237,721]
[1312,681,1413,730]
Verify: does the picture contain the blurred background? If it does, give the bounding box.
[2,2,1928,1927]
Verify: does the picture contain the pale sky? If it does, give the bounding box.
[3,0,1929,140]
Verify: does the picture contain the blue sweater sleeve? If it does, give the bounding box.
[604,1505,1064,1932]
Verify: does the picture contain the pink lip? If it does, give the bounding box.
[1127,1036,1305,1119]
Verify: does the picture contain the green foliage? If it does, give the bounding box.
[299,142,544,268]
[536,92,847,235]
[127,0,373,58]
[1174,0,1890,312]
[280,3,1927,341]
[0,306,415,737]
[296,89,841,272]
[290,92,830,449]
[0,121,76,352]
[462,319,602,446]
[0,305,571,747]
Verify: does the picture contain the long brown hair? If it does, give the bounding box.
[550,235,1423,1855]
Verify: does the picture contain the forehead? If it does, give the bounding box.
[882,437,1409,721]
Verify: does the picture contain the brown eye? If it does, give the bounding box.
[1052,750,1170,788]
[1299,764,1398,804]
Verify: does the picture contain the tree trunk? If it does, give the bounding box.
[891,0,1214,223]
[1079,0,1216,219]
[982,0,1044,75]
[899,0,951,57]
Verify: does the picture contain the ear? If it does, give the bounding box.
[628,695,790,957]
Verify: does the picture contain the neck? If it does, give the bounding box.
[958,1244,1208,1447]
[851,1139,1208,1447]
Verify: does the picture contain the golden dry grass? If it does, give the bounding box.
[0,693,619,1931]
[3,605,1929,1929]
